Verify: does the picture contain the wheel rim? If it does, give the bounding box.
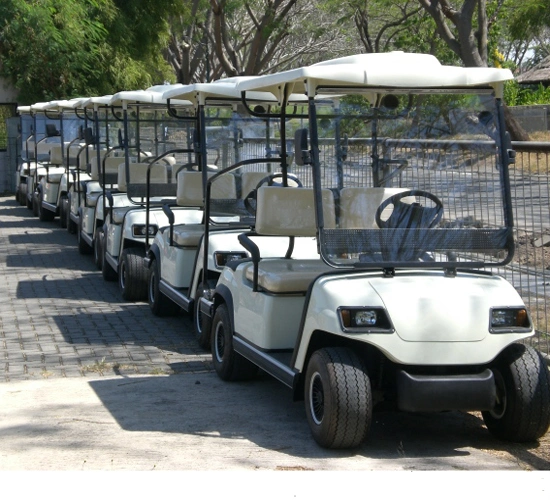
[195,289,203,335]
[309,371,325,425]
[119,261,126,290]
[489,369,507,419]
[214,322,225,363]
[149,267,157,304]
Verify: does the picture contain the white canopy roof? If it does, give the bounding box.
[236,51,514,101]
[161,77,282,107]
[109,88,191,108]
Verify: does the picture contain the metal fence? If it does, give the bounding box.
[236,138,550,356]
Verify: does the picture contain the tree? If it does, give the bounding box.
[164,0,350,83]
[0,0,184,103]
[417,0,529,139]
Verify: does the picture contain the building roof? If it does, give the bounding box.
[517,56,550,85]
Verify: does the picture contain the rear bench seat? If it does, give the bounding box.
[172,171,237,246]
[110,162,171,224]
[241,186,335,293]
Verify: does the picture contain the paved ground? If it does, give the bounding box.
[0,194,549,478]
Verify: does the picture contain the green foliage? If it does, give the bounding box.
[505,81,550,106]
[0,0,183,103]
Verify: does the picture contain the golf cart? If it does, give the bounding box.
[203,52,550,449]
[99,88,203,301]
[14,105,36,206]
[145,79,313,347]
[37,99,95,224]
[24,102,64,215]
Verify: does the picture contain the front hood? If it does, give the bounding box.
[368,273,524,342]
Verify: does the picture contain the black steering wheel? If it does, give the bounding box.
[244,173,303,216]
[375,189,444,229]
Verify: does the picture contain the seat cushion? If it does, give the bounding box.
[172,224,205,246]
[243,259,332,293]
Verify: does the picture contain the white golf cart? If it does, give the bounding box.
[203,52,550,449]
[37,99,95,224]
[14,105,36,206]
[65,94,113,237]
[99,88,203,301]
[145,79,314,348]
[23,102,65,215]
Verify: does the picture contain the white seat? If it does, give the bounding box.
[243,186,336,293]
[339,187,411,228]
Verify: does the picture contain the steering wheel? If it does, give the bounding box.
[375,189,443,229]
[244,173,303,216]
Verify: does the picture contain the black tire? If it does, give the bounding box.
[19,183,27,206]
[38,191,55,222]
[119,247,148,302]
[482,343,550,442]
[25,183,33,210]
[194,282,212,350]
[66,194,77,234]
[59,195,67,228]
[148,258,180,316]
[101,232,118,282]
[305,347,372,449]
[94,227,103,270]
[211,304,258,381]
[77,215,93,255]
[32,191,39,216]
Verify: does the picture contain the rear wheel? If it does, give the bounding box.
[119,247,148,301]
[32,191,39,216]
[211,304,258,381]
[482,343,550,442]
[66,193,77,234]
[94,227,103,270]
[148,258,180,316]
[59,195,67,228]
[305,347,372,449]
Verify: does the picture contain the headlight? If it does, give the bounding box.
[490,307,531,333]
[214,251,248,269]
[132,224,158,238]
[338,307,394,333]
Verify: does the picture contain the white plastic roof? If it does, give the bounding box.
[109,88,191,108]
[236,51,514,101]
[161,77,281,106]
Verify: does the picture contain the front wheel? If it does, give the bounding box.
[211,304,258,381]
[305,347,372,449]
[482,343,550,442]
[119,247,148,301]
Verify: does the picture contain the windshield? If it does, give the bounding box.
[311,90,513,269]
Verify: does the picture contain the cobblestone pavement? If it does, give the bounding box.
[0,195,211,382]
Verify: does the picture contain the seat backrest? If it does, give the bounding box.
[90,153,118,181]
[240,172,269,199]
[339,187,411,229]
[49,144,63,165]
[117,162,169,193]
[255,186,336,237]
[176,171,237,207]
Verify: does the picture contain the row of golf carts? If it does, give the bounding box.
[15,52,550,449]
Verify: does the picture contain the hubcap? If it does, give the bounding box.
[214,322,225,363]
[489,369,507,419]
[309,372,325,425]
